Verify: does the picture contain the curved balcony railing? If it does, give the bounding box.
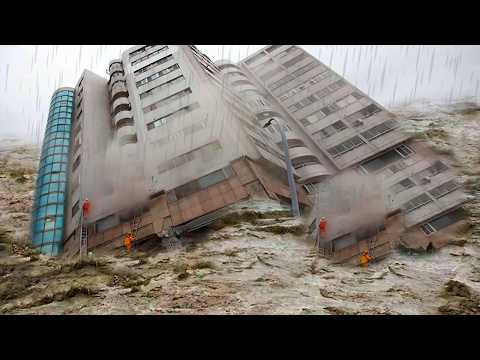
[113,110,133,128]
[289,146,319,161]
[117,124,136,138]
[215,60,241,70]
[109,72,125,88]
[110,82,128,103]
[295,163,331,184]
[111,97,131,116]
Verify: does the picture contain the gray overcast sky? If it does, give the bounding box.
[1,45,479,141]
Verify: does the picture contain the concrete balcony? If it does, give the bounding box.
[109,72,125,88]
[117,124,136,138]
[110,82,128,102]
[111,97,131,116]
[218,66,245,77]
[234,83,260,93]
[295,163,331,184]
[113,110,133,128]
[215,60,240,69]
[275,132,305,148]
[109,59,123,73]
[289,146,319,162]
[225,72,250,84]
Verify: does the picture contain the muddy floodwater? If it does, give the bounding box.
[0,101,479,315]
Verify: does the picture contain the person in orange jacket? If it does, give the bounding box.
[359,250,373,267]
[319,217,327,236]
[82,198,91,218]
[124,232,134,253]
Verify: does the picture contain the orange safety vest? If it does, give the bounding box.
[319,219,327,233]
[360,252,372,267]
[82,200,90,217]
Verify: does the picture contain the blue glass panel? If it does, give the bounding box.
[56,216,64,228]
[46,205,56,216]
[44,218,55,230]
[47,193,58,203]
[43,231,54,243]
[34,221,44,232]
[51,244,61,256]
[38,206,47,217]
[50,182,59,192]
[58,193,65,203]
[40,244,53,255]
[54,230,63,241]
[32,233,42,246]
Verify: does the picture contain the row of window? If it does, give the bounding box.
[45,118,71,130]
[360,118,399,141]
[139,75,185,100]
[54,90,74,98]
[129,45,156,59]
[269,61,321,91]
[32,230,63,247]
[136,63,180,88]
[420,207,465,235]
[35,192,66,209]
[34,203,65,220]
[289,79,348,114]
[50,106,73,115]
[37,181,67,196]
[47,112,72,122]
[41,151,69,164]
[43,138,70,150]
[157,141,222,175]
[50,100,73,111]
[134,54,174,76]
[143,88,192,114]
[146,102,199,130]
[46,124,71,135]
[38,157,69,175]
[44,130,70,144]
[360,144,414,173]
[32,215,64,234]
[131,46,168,66]
[166,166,235,203]
[327,135,365,158]
[37,170,69,187]
[282,52,309,69]
[278,70,332,102]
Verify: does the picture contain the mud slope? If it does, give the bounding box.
[0,102,479,315]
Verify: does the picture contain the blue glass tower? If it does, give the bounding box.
[31,88,75,256]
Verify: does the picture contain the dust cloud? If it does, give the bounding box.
[313,170,387,242]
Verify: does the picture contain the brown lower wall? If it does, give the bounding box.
[63,157,311,256]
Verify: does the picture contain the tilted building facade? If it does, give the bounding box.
[31,45,469,262]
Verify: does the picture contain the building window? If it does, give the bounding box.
[265,45,284,53]
[134,54,174,76]
[146,102,200,130]
[136,64,180,88]
[245,52,266,66]
[390,178,416,195]
[360,119,399,141]
[72,200,79,217]
[420,207,465,235]
[72,154,81,171]
[403,193,433,213]
[282,53,308,68]
[360,144,415,173]
[131,46,168,66]
[327,136,366,158]
[313,120,348,139]
[143,88,192,114]
[428,180,460,199]
[139,75,185,100]
[345,104,382,126]
[413,160,449,184]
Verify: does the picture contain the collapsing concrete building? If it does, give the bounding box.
[30,45,469,261]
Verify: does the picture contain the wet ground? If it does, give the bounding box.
[0,102,479,315]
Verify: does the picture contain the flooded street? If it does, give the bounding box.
[1,102,479,315]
